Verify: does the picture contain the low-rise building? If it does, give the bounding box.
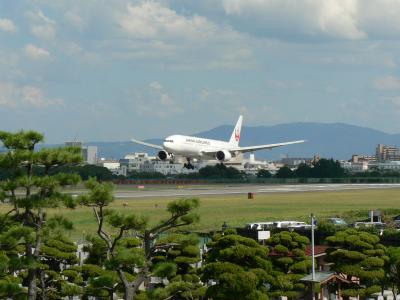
[119,153,156,172]
[140,160,197,175]
[340,161,369,173]
[369,161,400,171]
[351,154,376,163]
[243,154,278,175]
[280,156,313,168]
[98,158,126,176]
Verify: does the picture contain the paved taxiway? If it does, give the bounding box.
[113,183,400,199]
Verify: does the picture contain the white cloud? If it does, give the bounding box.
[196,87,284,123]
[64,9,85,30]
[25,44,50,60]
[374,76,400,90]
[118,2,221,41]
[0,82,63,109]
[133,82,183,118]
[31,24,56,39]
[383,58,397,69]
[266,80,303,90]
[37,9,56,24]
[359,0,400,39]
[21,86,63,107]
[219,0,400,41]
[27,10,56,40]
[222,0,365,40]
[113,1,253,69]
[0,18,16,33]
[149,81,163,91]
[389,96,400,107]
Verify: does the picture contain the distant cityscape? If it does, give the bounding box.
[66,141,400,176]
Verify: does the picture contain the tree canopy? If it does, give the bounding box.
[266,231,311,298]
[0,130,82,300]
[80,178,201,299]
[326,229,388,298]
[202,230,272,300]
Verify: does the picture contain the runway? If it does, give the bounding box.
[113,183,400,199]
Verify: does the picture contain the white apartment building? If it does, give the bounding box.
[341,160,400,173]
[341,161,369,173]
[140,160,197,175]
[119,153,156,172]
[99,152,280,177]
[243,154,279,175]
[98,159,126,176]
[369,161,400,171]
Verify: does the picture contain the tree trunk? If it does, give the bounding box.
[27,268,37,300]
[125,286,135,300]
[26,241,37,300]
[144,230,151,257]
[40,269,47,300]
[28,209,44,300]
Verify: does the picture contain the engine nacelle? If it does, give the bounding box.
[158,150,172,161]
[216,150,232,162]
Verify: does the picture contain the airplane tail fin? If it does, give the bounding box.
[229,115,243,146]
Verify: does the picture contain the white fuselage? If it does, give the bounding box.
[163,135,233,159]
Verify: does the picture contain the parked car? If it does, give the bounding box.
[353,221,386,229]
[273,221,311,229]
[326,218,347,226]
[245,222,274,231]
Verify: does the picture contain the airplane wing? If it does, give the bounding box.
[131,138,164,150]
[232,140,306,153]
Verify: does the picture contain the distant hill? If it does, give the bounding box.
[79,122,400,161]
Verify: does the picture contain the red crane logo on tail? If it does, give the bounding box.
[235,129,240,142]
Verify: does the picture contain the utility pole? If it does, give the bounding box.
[311,213,316,300]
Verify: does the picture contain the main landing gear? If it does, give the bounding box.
[183,158,195,169]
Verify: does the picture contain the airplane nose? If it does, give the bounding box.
[163,141,172,151]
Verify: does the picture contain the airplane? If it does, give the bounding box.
[131,115,305,169]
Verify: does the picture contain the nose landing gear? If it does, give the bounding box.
[183,158,195,169]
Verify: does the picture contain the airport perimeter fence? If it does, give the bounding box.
[113,177,400,185]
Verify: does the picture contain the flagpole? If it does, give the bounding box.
[311,213,315,281]
[311,213,316,300]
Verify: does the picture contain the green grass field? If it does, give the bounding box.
[1,188,400,240]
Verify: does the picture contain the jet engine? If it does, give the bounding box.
[158,150,172,161]
[216,150,232,162]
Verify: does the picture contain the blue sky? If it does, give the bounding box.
[1,0,400,143]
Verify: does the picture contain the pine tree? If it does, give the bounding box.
[326,229,388,298]
[80,178,200,299]
[0,130,82,299]
[148,233,205,299]
[266,231,312,299]
[201,230,272,300]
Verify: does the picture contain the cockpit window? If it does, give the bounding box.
[164,139,174,143]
